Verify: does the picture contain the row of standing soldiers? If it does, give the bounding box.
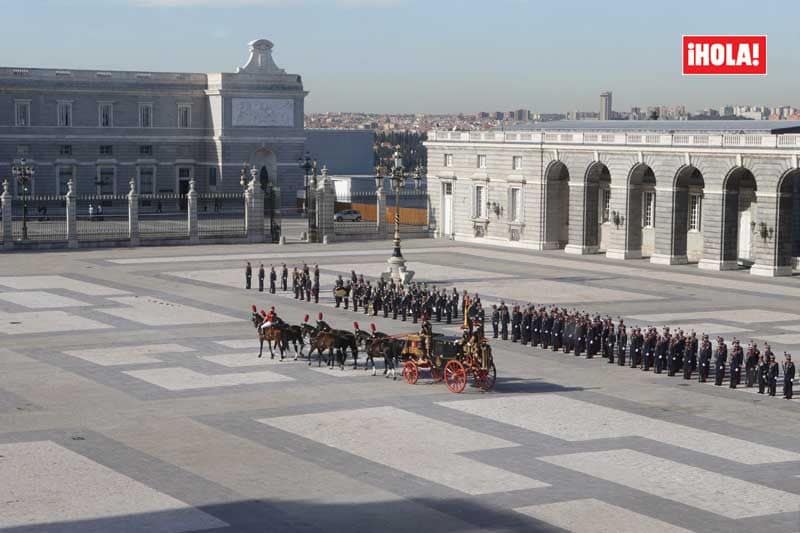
[244,262,321,303]
[489,304,796,399]
[332,272,485,327]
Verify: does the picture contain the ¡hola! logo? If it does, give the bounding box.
[682,35,767,75]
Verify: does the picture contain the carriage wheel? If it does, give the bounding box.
[475,362,497,391]
[444,360,467,393]
[403,361,419,385]
[430,365,444,383]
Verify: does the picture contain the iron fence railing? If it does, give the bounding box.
[76,196,129,241]
[12,196,67,242]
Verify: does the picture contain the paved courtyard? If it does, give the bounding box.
[2,238,800,532]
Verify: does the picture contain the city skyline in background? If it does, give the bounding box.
[1,0,798,114]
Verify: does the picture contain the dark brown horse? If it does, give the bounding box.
[302,322,359,369]
[251,313,304,360]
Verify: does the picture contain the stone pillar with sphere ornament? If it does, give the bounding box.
[1,180,12,249]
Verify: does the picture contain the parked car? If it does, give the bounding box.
[334,209,362,222]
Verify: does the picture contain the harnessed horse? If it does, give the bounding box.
[251,311,305,360]
[301,321,359,369]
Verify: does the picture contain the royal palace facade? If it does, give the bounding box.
[0,39,306,208]
[425,121,800,277]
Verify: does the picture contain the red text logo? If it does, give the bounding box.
[682,35,767,75]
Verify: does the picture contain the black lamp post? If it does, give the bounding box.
[298,151,318,242]
[379,146,424,283]
[12,158,35,240]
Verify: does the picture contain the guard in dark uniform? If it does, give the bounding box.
[258,263,265,292]
[491,305,499,339]
[444,291,452,324]
[714,337,727,386]
[281,264,288,291]
[334,276,344,308]
[682,332,695,380]
[292,268,300,299]
[605,320,616,363]
[343,281,351,310]
[767,354,779,396]
[269,265,277,294]
[532,309,543,348]
[757,353,768,394]
[499,302,510,341]
[729,339,743,389]
[304,275,312,302]
[745,341,759,388]
[245,262,252,289]
[510,305,522,342]
[654,329,668,374]
[698,335,711,382]
[522,307,533,346]
[783,353,795,399]
[313,275,320,304]
[617,322,627,366]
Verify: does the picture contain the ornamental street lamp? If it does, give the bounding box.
[11,158,35,240]
[298,151,318,242]
[379,146,424,284]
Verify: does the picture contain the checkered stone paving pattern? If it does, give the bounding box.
[4,241,800,532]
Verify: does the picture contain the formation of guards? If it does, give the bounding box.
[487,305,796,400]
[244,262,796,400]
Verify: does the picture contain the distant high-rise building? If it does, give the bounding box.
[494,111,505,120]
[600,91,612,120]
[514,108,531,121]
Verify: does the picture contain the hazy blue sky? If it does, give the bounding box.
[1,0,797,113]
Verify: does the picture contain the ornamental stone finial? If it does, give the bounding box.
[237,39,286,75]
[1,179,8,196]
[67,178,74,195]
[189,177,196,192]
[129,177,136,193]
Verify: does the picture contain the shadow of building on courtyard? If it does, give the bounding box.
[3,496,563,533]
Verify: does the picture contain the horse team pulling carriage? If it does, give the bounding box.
[251,306,496,394]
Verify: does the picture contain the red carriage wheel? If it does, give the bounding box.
[430,365,444,382]
[403,361,419,384]
[444,360,467,393]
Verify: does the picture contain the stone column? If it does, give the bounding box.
[65,178,77,249]
[128,177,140,247]
[245,178,265,243]
[376,186,387,235]
[650,187,688,265]
[750,192,789,276]
[698,190,738,270]
[564,181,589,254]
[316,169,335,243]
[1,179,12,249]
[606,184,639,259]
[187,178,199,242]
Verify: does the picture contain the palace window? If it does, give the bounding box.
[509,187,522,222]
[57,167,73,195]
[57,101,72,127]
[97,167,115,195]
[15,100,30,126]
[208,167,217,187]
[444,153,453,167]
[178,104,191,128]
[139,167,155,195]
[98,102,113,127]
[139,144,153,156]
[139,103,153,128]
[474,184,486,218]
[59,144,72,156]
[477,154,487,169]
[689,193,702,231]
[642,191,655,228]
[512,156,523,170]
[99,145,113,156]
[601,188,611,223]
